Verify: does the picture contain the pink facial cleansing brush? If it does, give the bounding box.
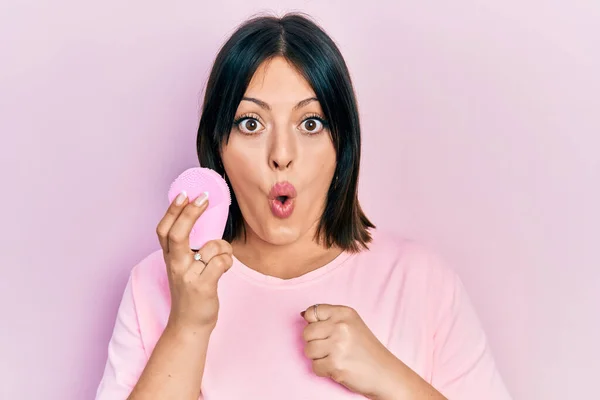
[167,167,231,250]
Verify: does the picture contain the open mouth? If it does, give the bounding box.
[276,195,290,204]
[269,181,297,219]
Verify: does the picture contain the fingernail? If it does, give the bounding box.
[194,191,209,207]
[175,190,187,205]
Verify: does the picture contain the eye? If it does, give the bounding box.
[234,117,265,135]
[299,117,326,134]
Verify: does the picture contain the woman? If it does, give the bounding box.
[96,13,511,400]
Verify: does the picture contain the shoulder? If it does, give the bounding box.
[356,229,465,325]
[129,248,167,282]
[128,249,170,309]
[356,228,459,290]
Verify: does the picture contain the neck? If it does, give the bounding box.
[231,222,343,280]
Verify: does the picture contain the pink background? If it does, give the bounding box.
[1,1,598,399]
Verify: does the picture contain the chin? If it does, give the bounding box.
[256,221,305,246]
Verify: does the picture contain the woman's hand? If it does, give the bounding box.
[301,304,446,400]
[156,191,233,332]
[300,304,397,398]
[124,192,233,400]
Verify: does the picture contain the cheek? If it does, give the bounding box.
[297,141,336,207]
[222,138,263,190]
[309,140,337,180]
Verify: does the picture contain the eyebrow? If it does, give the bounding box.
[241,96,318,111]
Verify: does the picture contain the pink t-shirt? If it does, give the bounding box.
[95,230,511,399]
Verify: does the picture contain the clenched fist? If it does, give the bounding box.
[301,304,403,399]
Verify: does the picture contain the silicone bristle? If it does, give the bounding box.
[168,167,231,206]
[198,168,232,206]
[167,167,231,249]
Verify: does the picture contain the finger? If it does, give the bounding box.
[188,256,208,276]
[303,320,334,342]
[156,191,189,253]
[302,304,340,323]
[195,240,233,265]
[167,192,209,260]
[304,338,331,360]
[188,240,232,275]
[312,357,333,378]
[200,253,233,285]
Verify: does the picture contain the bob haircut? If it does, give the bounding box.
[196,12,374,252]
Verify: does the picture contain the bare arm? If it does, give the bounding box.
[125,191,232,399]
[127,324,212,400]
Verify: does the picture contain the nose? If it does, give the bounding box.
[268,127,296,171]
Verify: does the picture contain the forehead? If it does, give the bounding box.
[243,56,317,107]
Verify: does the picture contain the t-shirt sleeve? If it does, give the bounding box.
[430,265,512,400]
[95,274,147,399]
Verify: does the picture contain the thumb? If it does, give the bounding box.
[301,303,336,323]
[201,253,232,285]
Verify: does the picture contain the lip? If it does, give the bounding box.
[268,181,297,219]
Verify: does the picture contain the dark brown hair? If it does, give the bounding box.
[196,13,374,252]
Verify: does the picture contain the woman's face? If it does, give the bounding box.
[221,56,337,246]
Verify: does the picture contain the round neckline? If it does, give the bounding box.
[230,250,355,288]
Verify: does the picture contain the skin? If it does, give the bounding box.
[127,56,446,400]
[222,56,341,279]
